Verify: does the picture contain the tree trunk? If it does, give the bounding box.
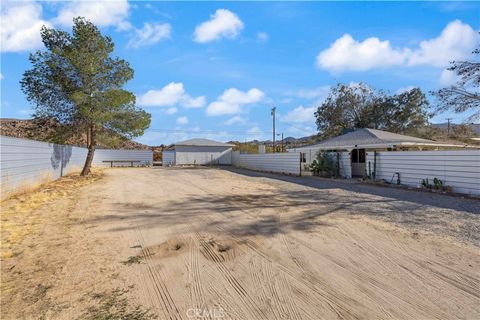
[81,125,96,176]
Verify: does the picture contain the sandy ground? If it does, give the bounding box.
[1,167,479,319]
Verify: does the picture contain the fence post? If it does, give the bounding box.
[60,145,64,177]
[299,153,302,177]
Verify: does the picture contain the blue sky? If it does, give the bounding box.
[1,1,479,145]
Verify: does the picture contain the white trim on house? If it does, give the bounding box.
[289,141,469,152]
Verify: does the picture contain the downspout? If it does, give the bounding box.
[299,153,302,177]
[336,151,340,178]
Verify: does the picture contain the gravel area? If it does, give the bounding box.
[226,167,480,245]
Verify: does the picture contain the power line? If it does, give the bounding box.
[146,125,317,137]
[147,129,271,135]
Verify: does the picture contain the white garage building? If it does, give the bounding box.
[162,138,234,166]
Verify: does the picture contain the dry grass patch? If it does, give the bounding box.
[81,287,156,320]
[0,170,104,259]
[122,255,144,265]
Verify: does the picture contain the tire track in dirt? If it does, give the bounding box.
[128,231,164,315]
[214,202,363,316]
[192,232,269,320]
[250,257,304,320]
[218,226,360,319]
[134,228,182,320]
[338,223,477,318]
[186,235,207,313]
[176,176,327,319]
[345,221,480,298]
[180,175,366,319]
[142,175,253,320]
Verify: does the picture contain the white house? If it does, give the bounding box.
[162,138,234,166]
[288,128,467,177]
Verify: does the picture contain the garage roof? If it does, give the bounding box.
[174,138,234,147]
[289,128,466,151]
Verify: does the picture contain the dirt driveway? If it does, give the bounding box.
[1,167,479,319]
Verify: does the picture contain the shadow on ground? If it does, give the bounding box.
[81,167,479,245]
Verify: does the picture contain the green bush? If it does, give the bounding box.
[310,152,337,177]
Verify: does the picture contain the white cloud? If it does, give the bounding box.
[194,9,244,43]
[183,95,207,108]
[1,2,52,52]
[54,0,131,30]
[256,32,269,43]
[207,88,265,116]
[281,106,316,124]
[408,20,478,67]
[166,107,178,115]
[127,22,171,48]
[0,73,3,80]
[316,34,407,72]
[316,20,479,72]
[137,82,206,108]
[223,116,247,125]
[176,116,189,125]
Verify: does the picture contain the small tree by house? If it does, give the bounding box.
[21,17,151,176]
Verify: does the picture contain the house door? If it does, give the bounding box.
[351,148,366,177]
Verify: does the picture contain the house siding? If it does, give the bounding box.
[232,151,301,175]
[366,150,480,195]
[174,145,232,165]
[162,151,175,165]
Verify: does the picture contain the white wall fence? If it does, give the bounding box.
[232,151,301,175]
[175,146,232,165]
[163,150,175,166]
[1,135,152,199]
[366,150,480,195]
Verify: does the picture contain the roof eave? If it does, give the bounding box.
[174,144,234,147]
[288,141,469,151]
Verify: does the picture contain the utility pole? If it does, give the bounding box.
[446,118,453,137]
[271,107,276,153]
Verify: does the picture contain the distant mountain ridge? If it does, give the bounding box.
[0,118,150,150]
[431,122,480,134]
